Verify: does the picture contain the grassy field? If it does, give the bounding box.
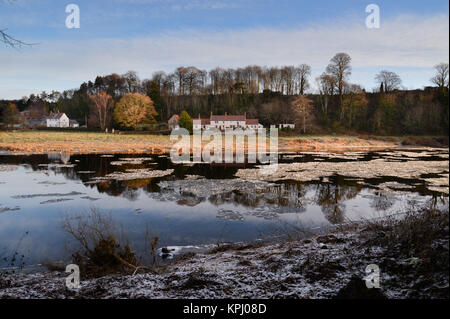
[0,130,446,154]
[0,131,172,154]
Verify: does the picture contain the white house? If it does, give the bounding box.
[210,113,247,130]
[278,123,295,129]
[168,114,180,130]
[45,113,70,128]
[69,120,79,128]
[193,117,211,130]
[193,113,263,130]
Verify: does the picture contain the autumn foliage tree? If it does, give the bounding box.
[2,103,19,128]
[342,84,368,129]
[89,91,114,131]
[292,95,314,134]
[113,93,157,130]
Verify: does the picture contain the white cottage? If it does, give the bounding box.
[193,113,263,130]
[278,123,295,129]
[46,113,70,128]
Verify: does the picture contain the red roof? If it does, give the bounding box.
[194,118,210,125]
[246,119,259,124]
[211,114,246,121]
[168,114,179,123]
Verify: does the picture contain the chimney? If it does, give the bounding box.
[225,112,227,116]
[244,112,247,119]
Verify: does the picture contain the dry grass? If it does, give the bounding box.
[2,130,446,155]
[363,205,449,258]
[61,209,159,279]
[401,136,449,148]
[278,135,399,152]
[0,131,171,154]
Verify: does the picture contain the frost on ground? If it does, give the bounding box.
[88,169,174,183]
[1,208,448,299]
[235,156,449,194]
[0,165,19,172]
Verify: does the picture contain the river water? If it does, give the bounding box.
[0,149,448,270]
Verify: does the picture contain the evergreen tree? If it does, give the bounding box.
[179,110,193,133]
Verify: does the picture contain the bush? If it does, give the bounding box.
[61,209,159,279]
[179,111,193,133]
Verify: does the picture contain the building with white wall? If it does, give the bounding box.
[193,113,263,130]
[45,113,70,128]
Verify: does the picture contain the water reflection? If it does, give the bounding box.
[1,153,448,224]
[314,180,362,224]
[0,151,448,270]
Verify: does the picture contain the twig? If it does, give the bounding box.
[0,29,36,48]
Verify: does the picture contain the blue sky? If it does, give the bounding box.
[1,0,449,99]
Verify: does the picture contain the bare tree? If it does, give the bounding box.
[88,91,114,131]
[326,53,352,112]
[281,66,296,95]
[316,73,336,116]
[209,67,224,95]
[430,63,449,89]
[375,70,402,92]
[184,66,206,95]
[151,71,166,88]
[297,64,311,95]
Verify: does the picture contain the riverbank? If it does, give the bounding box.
[0,131,447,155]
[1,206,448,299]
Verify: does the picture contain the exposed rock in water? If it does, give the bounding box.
[90,169,174,182]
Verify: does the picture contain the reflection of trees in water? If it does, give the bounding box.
[4,154,447,216]
[47,153,70,164]
[314,182,362,224]
[416,194,449,212]
[177,197,205,207]
[208,182,307,213]
[96,180,127,197]
[370,192,396,211]
[94,179,154,201]
[176,163,240,180]
[121,188,140,201]
[123,178,153,189]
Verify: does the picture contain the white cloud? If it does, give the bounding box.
[1,13,448,99]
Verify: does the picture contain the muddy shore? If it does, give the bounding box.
[0,206,447,299]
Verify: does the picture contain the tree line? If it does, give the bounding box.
[1,53,448,135]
